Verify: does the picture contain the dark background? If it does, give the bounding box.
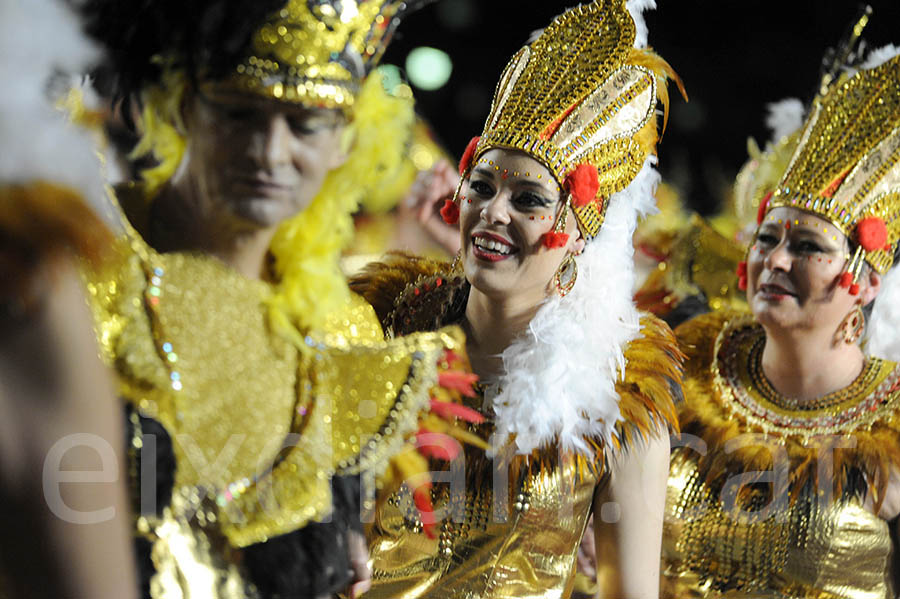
[383,1,900,214]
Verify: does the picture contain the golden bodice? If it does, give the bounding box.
[366,446,600,599]
[662,311,900,599]
[663,449,893,599]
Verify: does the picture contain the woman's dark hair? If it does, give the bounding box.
[76,0,286,120]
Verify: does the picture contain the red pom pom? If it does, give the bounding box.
[849,283,861,296]
[458,136,481,176]
[540,231,570,249]
[565,164,600,208]
[439,199,459,225]
[738,276,748,291]
[736,261,747,278]
[857,217,888,252]
[757,191,773,225]
[839,272,853,288]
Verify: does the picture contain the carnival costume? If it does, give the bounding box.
[661,40,900,598]
[80,2,483,597]
[350,1,684,597]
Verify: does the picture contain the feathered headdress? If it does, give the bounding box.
[445,0,682,250]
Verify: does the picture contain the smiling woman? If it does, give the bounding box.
[661,45,900,599]
[350,1,686,597]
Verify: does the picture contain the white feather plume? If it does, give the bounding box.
[865,265,900,362]
[0,0,116,229]
[764,98,804,145]
[861,44,900,70]
[626,0,656,50]
[489,157,660,457]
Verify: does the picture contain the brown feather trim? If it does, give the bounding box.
[0,183,112,317]
[675,310,900,509]
[0,183,111,265]
[349,251,454,329]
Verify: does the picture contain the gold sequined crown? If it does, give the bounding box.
[768,55,900,274]
[222,0,422,111]
[464,0,677,240]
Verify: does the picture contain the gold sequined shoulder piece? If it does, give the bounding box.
[676,310,900,504]
[307,291,384,348]
[219,326,467,548]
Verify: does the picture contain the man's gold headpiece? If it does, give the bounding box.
[762,55,900,289]
[221,0,423,111]
[443,0,679,246]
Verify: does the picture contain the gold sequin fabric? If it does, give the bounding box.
[221,0,424,111]
[661,310,900,598]
[470,0,678,241]
[351,253,684,598]
[87,223,468,595]
[769,56,900,273]
[366,442,601,599]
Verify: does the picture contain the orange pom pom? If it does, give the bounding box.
[540,231,570,249]
[440,199,459,225]
[565,164,600,208]
[849,283,861,296]
[839,272,853,288]
[458,136,481,176]
[857,217,888,252]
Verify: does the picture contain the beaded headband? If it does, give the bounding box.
[441,0,678,247]
[216,0,424,112]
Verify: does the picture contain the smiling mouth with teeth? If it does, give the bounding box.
[474,237,513,254]
[471,233,517,261]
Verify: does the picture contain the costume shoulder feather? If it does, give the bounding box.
[613,313,684,450]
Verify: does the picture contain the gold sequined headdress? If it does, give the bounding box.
[762,54,900,290]
[219,0,424,111]
[443,0,680,245]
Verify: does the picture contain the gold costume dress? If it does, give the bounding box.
[662,311,900,599]
[351,256,683,599]
[86,188,470,597]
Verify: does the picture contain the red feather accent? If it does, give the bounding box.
[430,398,485,423]
[857,217,888,252]
[736,261,747,278]
[416,429,461,461]
[839,272,854,288]
[437,371,479,398]
[540,231,570,249]
[757,191,773,225]
[458,136,481,176]
[564,164,600,208]
[439,199,459,225]
[738,275,747,291]
[413,486,437,538]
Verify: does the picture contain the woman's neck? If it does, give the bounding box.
[463,286,546,382]
[149,178,276,281]
[760,325,866,402]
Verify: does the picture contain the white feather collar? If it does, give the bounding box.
[488,158,660,457]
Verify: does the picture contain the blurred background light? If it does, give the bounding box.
[405,46,453,91]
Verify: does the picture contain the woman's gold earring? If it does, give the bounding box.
[839,304,865,345]
[554,253,578,297]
